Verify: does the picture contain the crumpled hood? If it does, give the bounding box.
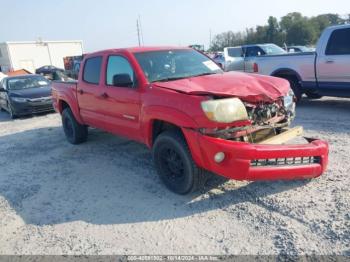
[153,72,290,103]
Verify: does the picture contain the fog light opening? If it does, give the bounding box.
[214,152,225,163]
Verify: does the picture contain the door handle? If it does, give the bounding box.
[78,89,84,95]
[100,92,109,99]
[325,59,334,64]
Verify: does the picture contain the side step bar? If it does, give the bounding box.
[259,126,304,145]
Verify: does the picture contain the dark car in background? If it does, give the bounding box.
[35,65,64,75]
[35,65,71,81]
[212,52,225,69]
[0,75,53,118]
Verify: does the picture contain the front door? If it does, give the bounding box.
[316,27,350,96]
[100,55,142,141]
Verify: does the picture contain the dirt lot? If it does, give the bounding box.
[0,97,349,255]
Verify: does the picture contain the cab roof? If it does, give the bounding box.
[86,46,192,56]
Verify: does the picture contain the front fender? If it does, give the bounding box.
[141,105,198,147]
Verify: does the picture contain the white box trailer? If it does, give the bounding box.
[0,40,83,73]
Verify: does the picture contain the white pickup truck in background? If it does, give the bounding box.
[243,24,350,101]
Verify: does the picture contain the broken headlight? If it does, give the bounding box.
[201,98,249,123]
[283,88,296,118]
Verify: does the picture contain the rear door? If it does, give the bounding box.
[77,56,106,129]
[316,27,350,95]
[100,54,142,141]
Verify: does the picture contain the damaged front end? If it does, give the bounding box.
[199,89,296,144]
[184,90,329,181]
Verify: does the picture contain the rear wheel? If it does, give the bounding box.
[62,108,88,144]
[152,130,205,195]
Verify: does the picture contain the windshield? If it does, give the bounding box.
[7,76,50,90]
[260,44,286,55]
[134,49,223,83]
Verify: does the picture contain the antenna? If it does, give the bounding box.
[136,19,141,46]
[138,15,144,45]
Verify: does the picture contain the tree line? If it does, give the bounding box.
[210,13,350,51]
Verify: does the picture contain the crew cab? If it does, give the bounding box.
[52,47,329,194]
[244,24,350,100]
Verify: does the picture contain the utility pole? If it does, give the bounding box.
[136,19,141,46]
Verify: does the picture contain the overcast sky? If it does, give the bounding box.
[1,0,349,51]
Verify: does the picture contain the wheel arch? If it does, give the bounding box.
[57,99,84,124]
[271,68,302,83]
[142,106,205,168]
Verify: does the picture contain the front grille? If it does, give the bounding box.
[30,105,54,113]
[251,156,321,167]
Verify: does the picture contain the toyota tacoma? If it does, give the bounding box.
[52,47,329,194]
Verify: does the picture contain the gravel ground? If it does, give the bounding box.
[0,97,349,255]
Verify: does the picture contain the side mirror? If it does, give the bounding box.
[112,74,133,87]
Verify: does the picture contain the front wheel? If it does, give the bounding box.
[305,91,322,99]
[152,130,205,195]
[286,76,302,102]
[62,108,88,144]
[7,101,17,119]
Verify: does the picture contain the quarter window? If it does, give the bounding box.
[106,56,135,86]
[326,28,350,55]
[83,56,102,84]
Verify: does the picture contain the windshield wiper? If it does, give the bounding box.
[153,76,189,82]
[191,72,217,78]
[154,72,218,83]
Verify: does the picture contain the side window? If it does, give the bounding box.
[245,47,265,57]
[326,28,350,55]
[106,56,135,87]
[83,56,102,84]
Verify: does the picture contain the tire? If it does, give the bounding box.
[62,108,88,144]
[305,91,322,99]
[285,76,302,102]
[152,130,205,195]
[7,101,17,119]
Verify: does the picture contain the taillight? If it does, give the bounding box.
[253,63,259,73]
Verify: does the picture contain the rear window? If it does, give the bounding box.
[83,56,102,84]
[326,28,350,55]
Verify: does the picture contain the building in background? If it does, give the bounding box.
[0,40,83,73]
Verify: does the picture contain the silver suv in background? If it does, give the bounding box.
[223,44,286,71]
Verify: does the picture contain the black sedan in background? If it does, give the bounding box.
[0,75,53,118]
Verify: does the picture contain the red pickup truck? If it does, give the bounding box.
[52,47,329,194]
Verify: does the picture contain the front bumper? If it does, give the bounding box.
[11,99,54,115]
[184,129,329,181]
